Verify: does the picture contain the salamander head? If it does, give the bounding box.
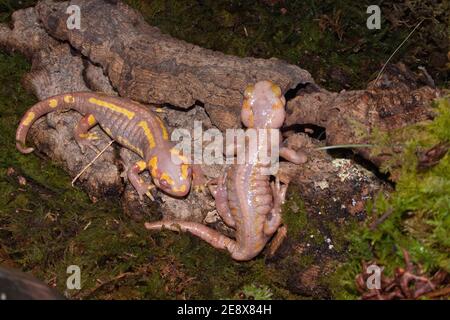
[147,148,192,197]
[241,80,286,129]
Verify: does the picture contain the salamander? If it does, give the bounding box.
[145,81,307,261]
[16,92,204,198]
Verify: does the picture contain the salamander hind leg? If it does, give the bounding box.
[74,114,100,153]
[264,176,287,236]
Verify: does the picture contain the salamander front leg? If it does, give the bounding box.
[264,176,287,236]
[279,147,307,165]
[127,160,155,201]
[192,164,208,193]
[74,114,100,153]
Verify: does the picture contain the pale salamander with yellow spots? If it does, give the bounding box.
[145,81,307,261]
[16,92,203,198]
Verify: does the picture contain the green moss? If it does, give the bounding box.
[282,186,307,238]
[280,183,362,298]
[241,284,273,300]
[0,0,39,23]
[334,97,450,299]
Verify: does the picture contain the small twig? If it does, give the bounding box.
[369,208,394,231]
[71,140,114,186]
[315,144,374,150]
[73,272,131,299]
[83,220,92,231]
[417,66,436,88]
[424,286,450,299]
[73,266,151,299]
[374,19,424,85]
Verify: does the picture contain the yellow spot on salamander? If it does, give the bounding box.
[22,112,35,126]
[64,95,75,103]
[49,99,58,108]
[155,116,169,140]
[87,115,96,126]
[242,100,251,109]
[148,156,158,177]
[272,101,283,109]
[88,97,135,120]
[160,173,174,186]
[271,84,282,97]
[173,184,187,193]
[244,85,254,99]
[104,128,112,136]
[138,120,155,149]
[136,160,146,171]
[170,148,189,163]
[79,132,98,140]
[181,164,189,180]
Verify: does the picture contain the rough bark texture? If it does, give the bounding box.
[285,64,441,167]
[1,7,119,199]
[0,5,220,223]
[0,0,442,298]
[35,0,315,131]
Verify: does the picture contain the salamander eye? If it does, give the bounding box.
[159,179,170,189]
[271,84,282,97]
[244,85,254,99]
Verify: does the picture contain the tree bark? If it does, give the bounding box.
[35,0,315,131]
[285,64,440,168]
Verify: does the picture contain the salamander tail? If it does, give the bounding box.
[144,220,241,258]
[15,94,80,154]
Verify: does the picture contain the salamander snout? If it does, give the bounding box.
[158,177,191,197]
[148,149,192,197]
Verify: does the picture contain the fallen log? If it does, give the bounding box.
[285,64,440,168]
[35,0,315,131]
[33,0,441,168]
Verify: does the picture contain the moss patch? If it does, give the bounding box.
[333,97,450,299]
[273,184,360,298]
